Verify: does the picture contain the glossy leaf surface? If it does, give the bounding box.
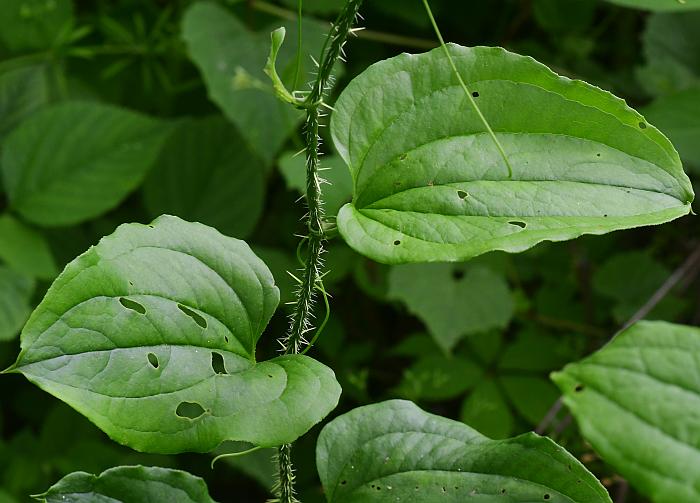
[552,321,700,503]
[36,465,217,503]
[9,215,341,453]
[1,102,171,227]
[317,399,612,502]
[332,45,693,264]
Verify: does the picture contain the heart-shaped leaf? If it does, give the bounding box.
[552,321,700,503]
[7,215,341,454]
[332,45,693,264]
[1,102,172,227]
[182,2,329,164]
[317,399,611,502]
[36,465,217,503]
[143,116,266,238]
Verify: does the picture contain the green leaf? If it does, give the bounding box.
[142,116,265,238]
[279,152,353,218]
[638,12,700,96]
[395,355,482,401]
[36,465,217,503]
[1,102,171,227]
[0,0,73,52]
[181,2,328,163]
[0,65,51,141]
[605,0,700,11]
[552,321,700,503]
[500,375,560,426]
[0,266,34,342]
[460,380,514,439]
[332,45,693,264]
[316,399,612,502]
[8,215,341,453]
[0,214,57,279]
[642,88,700,171]
[388,263,514,353]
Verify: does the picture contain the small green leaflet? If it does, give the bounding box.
[0,214,57,279]
[316,400,612,502]
[388,263,514,352]
[552,321,700,503]
[36,465,217,503]
[332,45,693,264]
[143,116,266,238]
[0,266,34,342]
[1,102,172,227]
[7,216,341,454]
[605,0,700,10]
[0,0,73,52]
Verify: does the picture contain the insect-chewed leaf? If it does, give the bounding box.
[552,321,700,503]
[316,399,611,503]
[7,215,341,454]
[36,465,217,503]
[332,45,694,264]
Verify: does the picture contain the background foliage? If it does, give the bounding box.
[0,0,698,501]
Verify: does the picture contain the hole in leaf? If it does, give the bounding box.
[340,480,347,485]
[119,297,146,315]
[211,352,228,374]
[472,91,479,97]
[393,240,401,246]
[452,269,465,281]
[544,495,551,500]
[575,384,585,392]
[639,121,647,129]
[147,353,159,368]
[596,153,601,157]
[457,190,469,199]
[176,401,206,419]
[178,304,207,329]
[224,335,229,344]
[400,153,408,161]
[501,489,507,494]
[508,220,527,229]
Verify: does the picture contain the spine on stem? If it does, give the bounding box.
[273,1,363,502]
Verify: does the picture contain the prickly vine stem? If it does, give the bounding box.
[273,1,363,501]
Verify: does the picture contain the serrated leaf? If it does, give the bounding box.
[181,2,329,164]
[0,266,34,342]
[1,102,171,227]
[0,0,73,52]
[0,214,57,279]
[332,45,693,264]
[36,465,216,503]
[388,263,514,353]
[142,116,265,238]
[552,321,700,503]
[642,88,700,171]
[8,215,341,453]
[605,0,700,10]
[316,399,612,503]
